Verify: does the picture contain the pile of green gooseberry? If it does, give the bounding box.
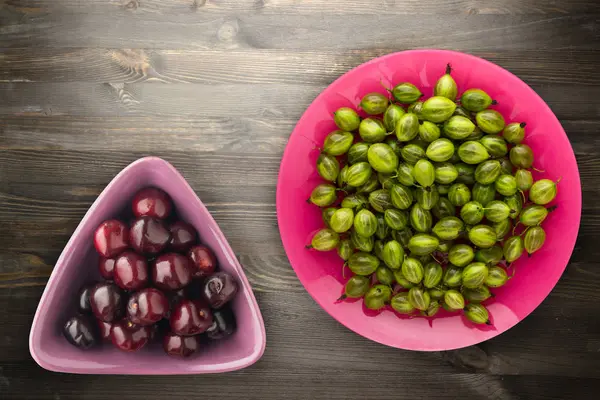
[307,64,559,324]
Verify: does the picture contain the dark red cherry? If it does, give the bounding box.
[169,299,213,336]
[77,284,94,314]
[127,288,169,326]
[97,320,113,341]
[206,307,237,340]
[89,282,125,322]
[169,221,197,253]
[110,320,151,352]
[163,332,200,357]
[98,257,117,280]
[93,220,129,258]
[132,187,173,220]
[188,245,217,278]
[114,251,149,291]
[151,253,192,290]
[201,272,238,309]
[130,217,171,255]
[63,316,98,349]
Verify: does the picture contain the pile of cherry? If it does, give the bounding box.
[63,187,239,358]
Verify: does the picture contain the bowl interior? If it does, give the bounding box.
[30,157,266,374]
[277,49,581,351]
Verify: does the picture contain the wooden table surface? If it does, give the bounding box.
[1,1,600,399]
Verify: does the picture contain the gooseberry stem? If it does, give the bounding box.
[445,63,452,75]
[519,189,526,205]
[380,80,392,93]
[512,221,521,236]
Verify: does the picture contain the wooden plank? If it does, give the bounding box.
[2,354,599,400]
[0,116,294,153]
[0,151,281,185]
[4,0,600,15]
[1,8,598,50]
[1,48,599,86]
[0,82,599,120]
[1,284,600,379]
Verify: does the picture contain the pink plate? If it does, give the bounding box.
[30,157,266,374]
[276,50,581,351]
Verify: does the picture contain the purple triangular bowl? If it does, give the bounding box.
[30,157,266,374]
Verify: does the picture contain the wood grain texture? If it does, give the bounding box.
[4,0,600,15]
[1,284,600,378]
[1,0,600,398]
[2,48,600,86]
[1,8,599,50]
[2,359,599,400]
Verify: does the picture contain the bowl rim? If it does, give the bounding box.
[29,156,267,374]
[276,49,582,351]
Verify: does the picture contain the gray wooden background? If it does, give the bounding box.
[1,1,600,399]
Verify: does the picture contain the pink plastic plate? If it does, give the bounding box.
[276,50,581,351]
[30,157,266,374]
